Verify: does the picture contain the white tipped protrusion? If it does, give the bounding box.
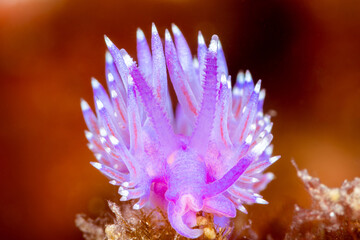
[105,147,111,153]
[85,131,93,140]
[122,182,129,187]
[165,29,171,42]
[122,53,133,68]
[136,28,145,41]
[265,124,273,133]
[171,23,181,36]
[259,131,266,139]
[258,120,265,127]
[109,135,119,145]
[133,203,140,210]
[270,155,280,164]
[151,23,158,35]
[193,57,199,68]
[120,190,129,197]
[91,78,100,89]
[91,162,102,170]
[255,198,268,204]
[259,89,266,100]
[120,196,127,201]
[198,31,205,45]
[80,99,90,111]
[100,127,107,137]
[87,143,94,150]
[218,40,223,49]
[107,72,114,82]
[109,180,117,185]
[119,186,124,191]
[227,77,232,89]
[237,71,245,84]
[96,99,104,110]
[110,90,118,98]
[254,80,261,93]
[233,87,241,96]
[127,75,134,86]
[237,205,248,214]
[104,35,113,47]
[265,145,273,155]
[220,74,227,85]
[245,70,252,83]
[246,135,253,144]
[267,172,275,181]
[105,51,113,64]
[95,153,102,161]
[209,35,219,53]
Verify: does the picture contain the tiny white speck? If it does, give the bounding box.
[122,182,129,187]
[220,74,227,85]
[246,135,253,144]
[114,164,118,169]
[257,112,264,118]
[242,106,247,113]
[100,127,107,136]
[109,180,117,185]
[133,203,140,210]
[136,28,145,41]
[105,147,111,153]
[254,80,261,93]
[100,137,106,144]
[104,35,113,47]
[330,212,335,218]
[171,23,181,36]
[107,72,114,82]
[95,153,102,160]
[255,198,268,204]
[111,90,118,98]
[109,135,119,145]
[122,53,133,68]
[96,99,104,110]
[245,70,252,83]
[250,123,256,131]
[80,99,90,111]
[91,162,102,170]
[85,131,93,139]
[114,112,117,117]
[198,31,205,45]
[251,178,260,183]
[165,29,171,42]
[105,51,113,64]
[119,186,123,191]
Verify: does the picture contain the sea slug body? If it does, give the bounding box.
[81,23,279,238]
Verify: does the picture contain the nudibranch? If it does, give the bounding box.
[81,23,279,238]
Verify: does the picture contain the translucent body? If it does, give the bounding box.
[82,24,279,238]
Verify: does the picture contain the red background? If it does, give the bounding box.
[1,0,360,239]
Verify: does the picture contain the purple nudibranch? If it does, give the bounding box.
[81,23,279,238]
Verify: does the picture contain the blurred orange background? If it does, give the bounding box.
[1,0,360,239]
